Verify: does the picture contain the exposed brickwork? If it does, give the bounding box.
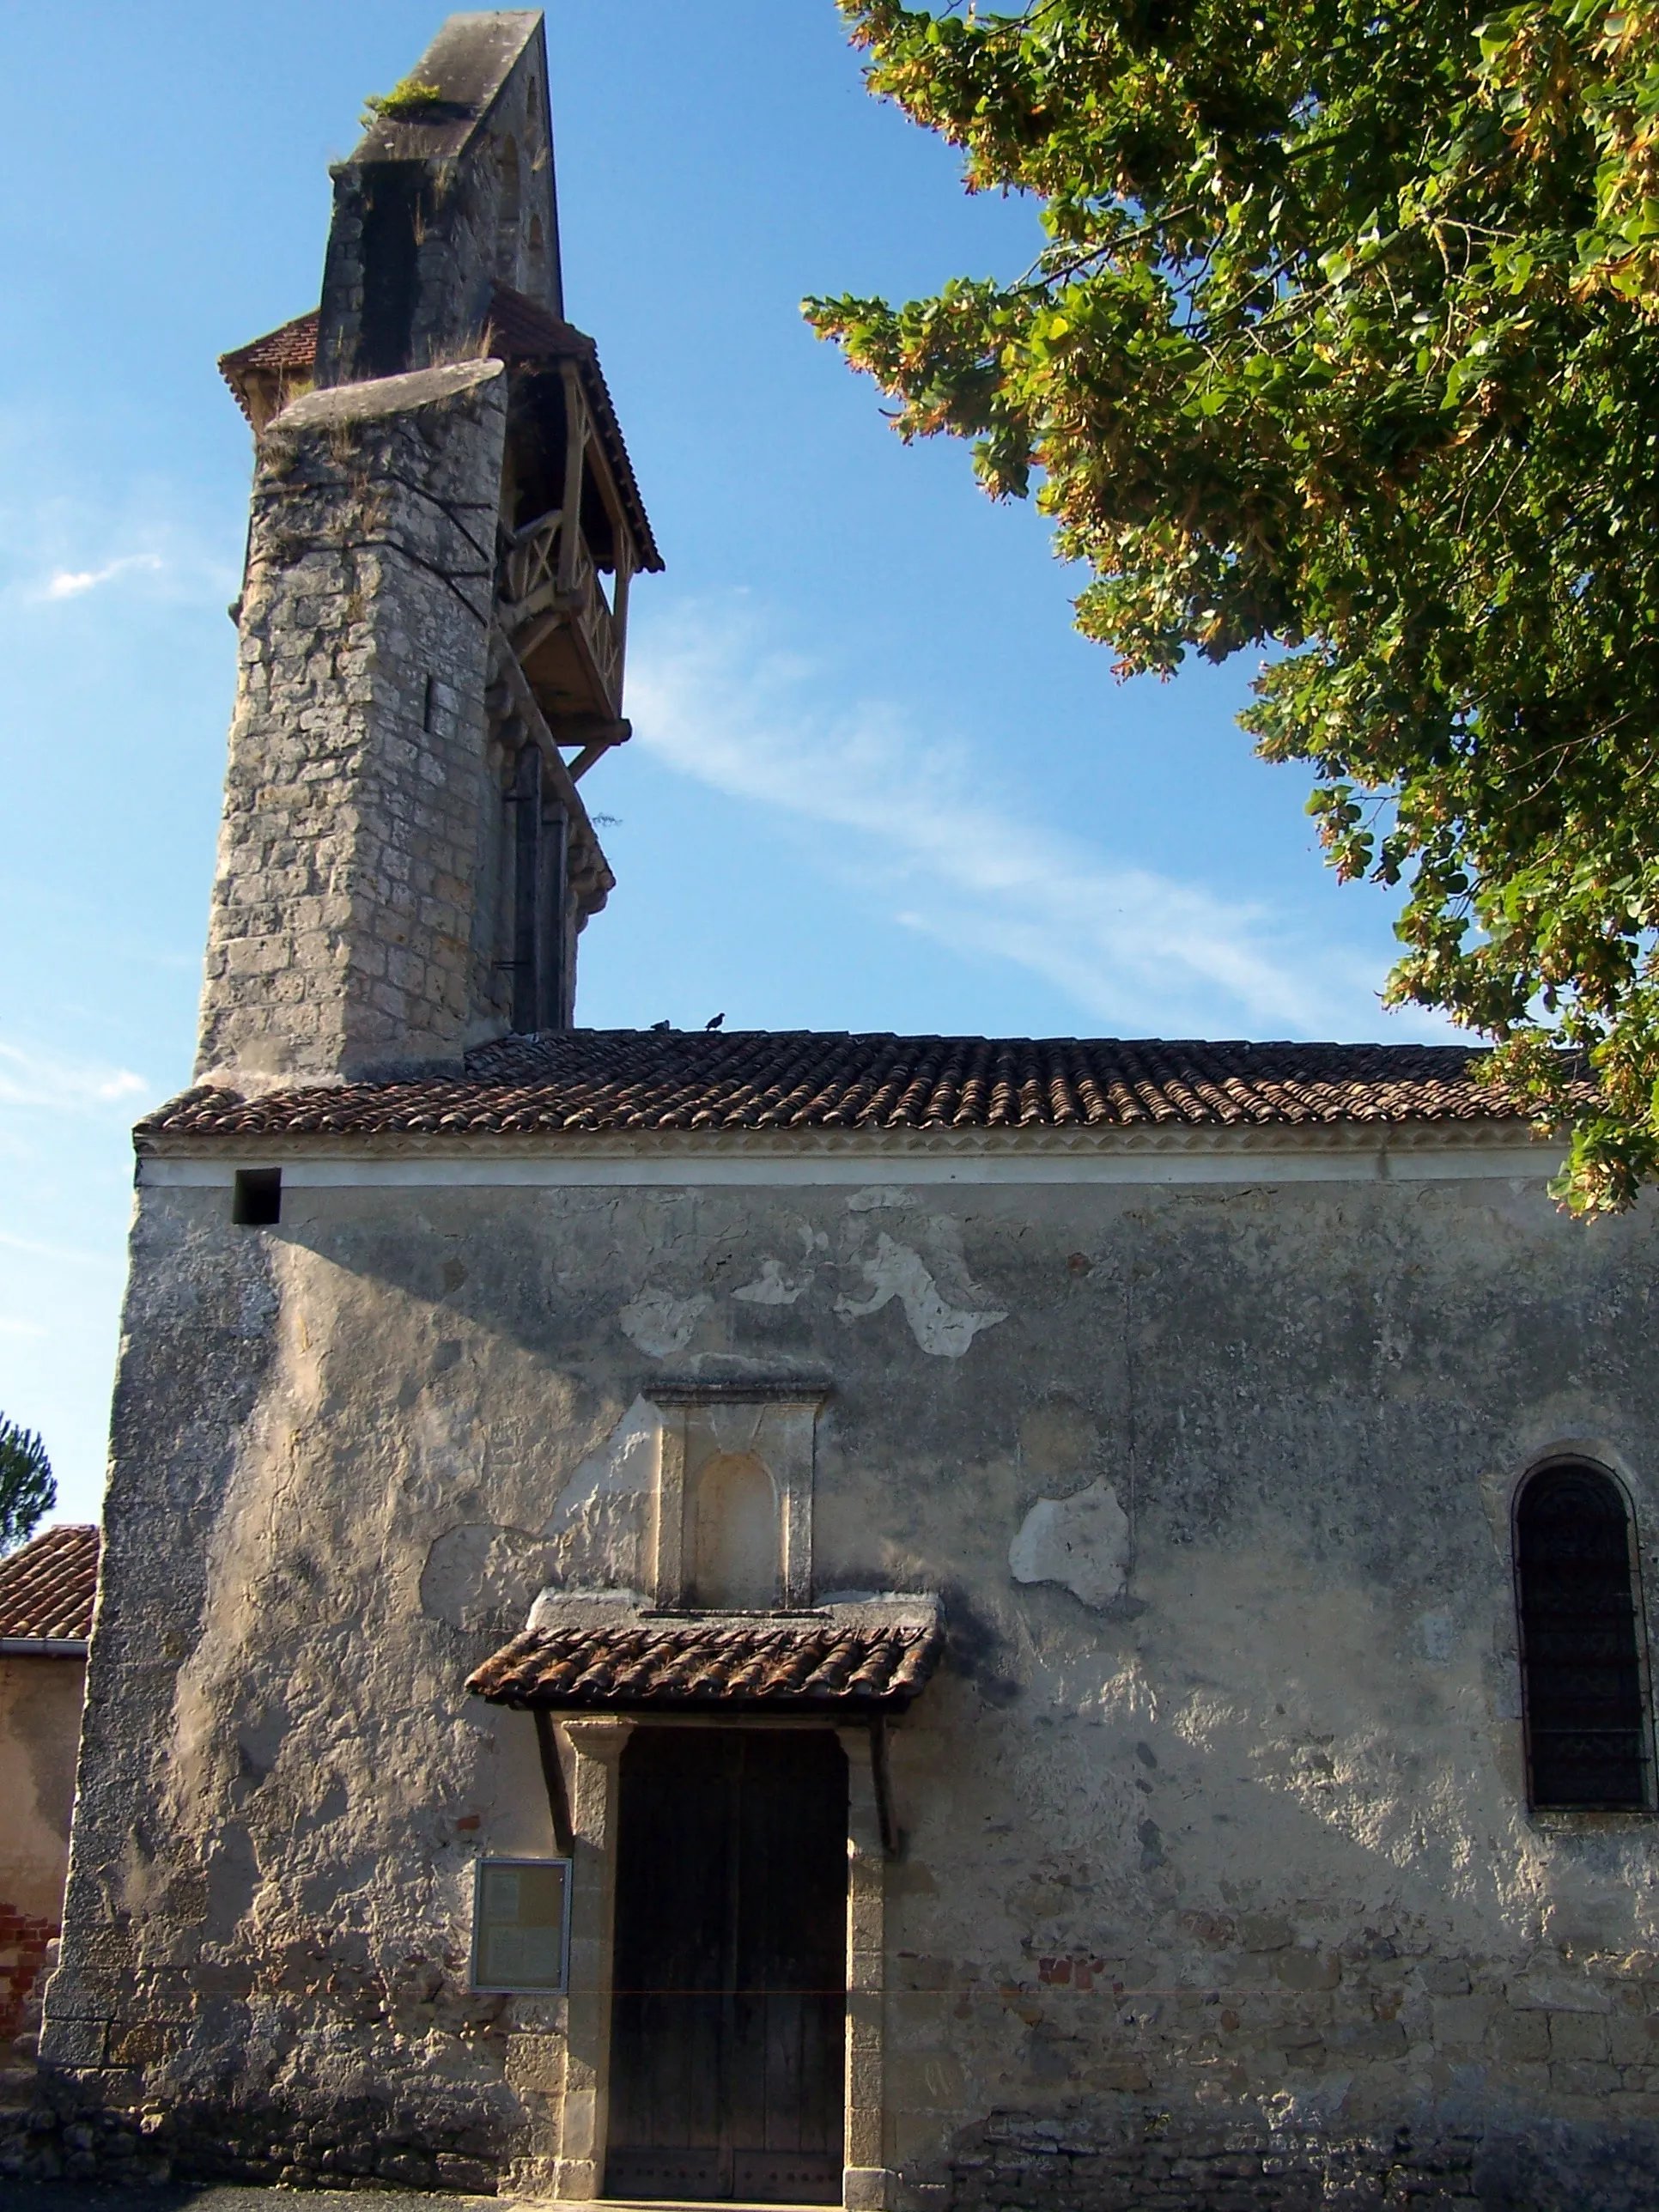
[314,15,557,397]
[27,1930,518,2190]
[37,1152,1659,2203]
[0,1910,58,2045]
[889,1925,1659,2120]
[41,9,1659,2207]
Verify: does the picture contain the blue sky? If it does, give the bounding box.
[0,3,1446,1526]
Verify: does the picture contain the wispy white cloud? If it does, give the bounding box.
[0,1042,148,1113]
[0,409,240,611]
[626,603,1419,1039]
[40,552,165,601]
[0,1229,124,1271]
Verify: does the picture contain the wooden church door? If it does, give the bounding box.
[605,1728,848,2203]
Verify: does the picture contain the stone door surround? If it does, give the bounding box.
[538,1711,890,2210]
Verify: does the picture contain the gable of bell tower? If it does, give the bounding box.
[198,10,660,1093]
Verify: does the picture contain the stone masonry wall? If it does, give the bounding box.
[195,360,509,1091]
[37,1161,1659,2203]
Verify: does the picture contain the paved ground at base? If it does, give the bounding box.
[0,2194,804,2212]
[2,2191,501,2211]
[4,2191,818,2212]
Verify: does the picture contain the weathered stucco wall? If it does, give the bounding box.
[0,1654,84,2049]
[33,1155,1659,2202]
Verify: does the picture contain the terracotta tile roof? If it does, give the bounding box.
[137,1029,1575,1141]
[216,286,661,573]
[468,1613,944,1713]
[483,284,581,358]
[219,309,319,382]
[0,1525,100,1644]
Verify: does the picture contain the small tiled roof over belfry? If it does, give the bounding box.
[219,308,319,383]
[217,283,661,573]
[0,1524,100,1644]
[136,1028,1580,1141]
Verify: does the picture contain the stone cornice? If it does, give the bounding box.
[137,1115,1565,1188]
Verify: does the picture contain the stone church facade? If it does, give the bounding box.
[25,13,1659,2207]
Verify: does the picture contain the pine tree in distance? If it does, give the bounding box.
[0,1418,55,1556]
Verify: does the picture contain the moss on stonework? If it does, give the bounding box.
[361,76,444,129]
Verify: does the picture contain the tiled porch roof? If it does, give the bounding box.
[467,1608,943,1714]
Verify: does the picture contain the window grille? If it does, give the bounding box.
[1516,1463,1652,1811]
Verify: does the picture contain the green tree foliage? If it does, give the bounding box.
[807,0,1659,1211]
[0,1418,55,1557]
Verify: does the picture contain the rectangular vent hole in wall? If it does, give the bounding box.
[232,1168,283,1226]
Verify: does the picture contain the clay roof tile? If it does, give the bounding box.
[0,1524,100,1642]
[137,1029,1585,1144]
[466,1614,943,1712]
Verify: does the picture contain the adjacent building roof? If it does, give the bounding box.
[137,1028,1573,1142]
[467,1611,944,1713]
[217,283,661,573]
[0,1524,100,1644]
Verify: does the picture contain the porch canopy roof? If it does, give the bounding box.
[467,1598,943,1716]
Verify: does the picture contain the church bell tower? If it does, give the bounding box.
[198,10,660,1092]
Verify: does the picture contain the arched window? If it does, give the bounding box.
[1515,1462,1652,1810]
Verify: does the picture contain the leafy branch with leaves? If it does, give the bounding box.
[808,0,1659,1211]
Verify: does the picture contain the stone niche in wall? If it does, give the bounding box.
[690,1452,780,1610]
[645,1386,826,1613]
